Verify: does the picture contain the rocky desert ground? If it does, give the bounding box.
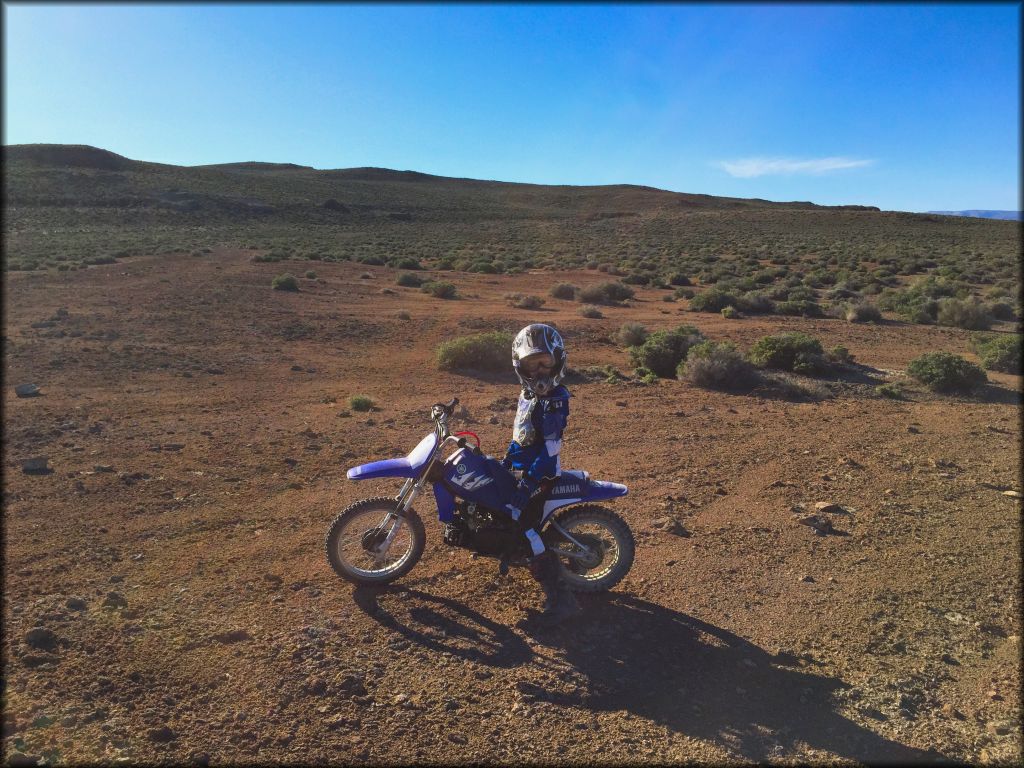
[3,251,1021,765]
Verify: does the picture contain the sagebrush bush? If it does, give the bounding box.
[674,286,695,299]
[304,270,317,279]
[875,382,904,399]
[776,300,823,317]
[578,304,603,318]
[689,288,738,313]
[578,281,635,305]
[350,395,375,412]
[506,293,545,309]
[971,333,1021,373]
[436,331,513,371]
[679,341,759,390]
[987,301,1017,321]
[907,352,987,393]
[271,273,299,291]
[668,272,692,286]
[845,302,882,323]
[550,283,578,300]
[829,346,853,364]
[615,322,648,347]
[395,310,411,320]
[396,272,426,287]
[748,333,826,373]
[421,281,458,299]
[721,306,741,319]
[736,291,775,314]
[937,297,993,330]
[629,325,706,378]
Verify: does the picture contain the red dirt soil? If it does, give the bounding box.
[3,250,1021,765]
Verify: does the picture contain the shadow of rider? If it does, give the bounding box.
[352,585,952,764]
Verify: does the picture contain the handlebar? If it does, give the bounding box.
[430,397,459,422]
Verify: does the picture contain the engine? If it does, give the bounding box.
[444,501,521,556]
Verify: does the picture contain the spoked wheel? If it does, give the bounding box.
[325,497,426,585]
[545,504,634,592]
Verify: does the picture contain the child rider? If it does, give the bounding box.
[500,323,580,625]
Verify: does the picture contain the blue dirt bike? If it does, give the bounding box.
[326,398,635,592]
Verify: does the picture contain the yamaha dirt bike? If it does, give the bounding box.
[325,397,635,592]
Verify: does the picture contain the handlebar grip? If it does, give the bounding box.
[446,397,459,410]
[457,437,467,448]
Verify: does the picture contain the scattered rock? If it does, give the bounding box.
[66,597,87,611]
[7,753,43,767]
[336,674,367,698]
[814,502,848,514]
[906,426,920,434]
[798,575,815,583]
[25,626,58,651]
[147,725,177,742]
[650,516,688,536]
[21,652,59,668]
[93,465,115,473]
[103,592,128,609]
[986,719,1015,736]
[22,456,51,474]
[1002,490,1021,499]
[795,514,834,535]
[163,443,185,451]
[447,733,468,745]
[212,629,252,644]
[14,383,40,397]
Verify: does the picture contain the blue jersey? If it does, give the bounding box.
[505,385,570,483]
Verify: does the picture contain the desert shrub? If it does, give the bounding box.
[358,255,385,266]
[349,395,375,412]
[390,256,422,270]
[271,273,299,291]
[436,331,513,372]
[395,310,411,320]
[765,373,831,400]
[396,272,426,288]
[506,293,545,310]
[736,291,775,314]
[578,304,604,318]
[986,300,1017,321]
[359,272,374,279]
[971,333,1021,373]
[689,288,738,313]
[578,281,635,305]
[668,272,691,286]
[622,272,652,286]
[721,306,740,319]
[674,286,695,299]
[421,281,458,299]
[875,382,904,399]
[878,276,965,324]
[679,341,759,390]
[550,283,578,300]
[776,300,823,317]
[907,352,987,393]
[629,325,706,378]
[828,346,853,364]
[661,294,676,302]
[748,332,826,373]
[615,322,648,347]
[936,298,993,330]
[304,270,317,279]
[845,301,882,323]
[786,286,817,302]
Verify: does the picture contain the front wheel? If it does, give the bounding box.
[545,504,634,593]
[325,497,426,585]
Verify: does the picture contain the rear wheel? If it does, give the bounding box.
[545,504,634,592]
[325,497,425,585]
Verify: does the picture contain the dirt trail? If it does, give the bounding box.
[3,251,1021,765]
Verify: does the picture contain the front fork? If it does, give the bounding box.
[372,478,422,555]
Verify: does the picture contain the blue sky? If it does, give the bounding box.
[3,3,1020,211]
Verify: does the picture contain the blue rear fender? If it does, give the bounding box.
[585,478,629,502]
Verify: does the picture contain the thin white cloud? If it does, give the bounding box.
[717,156,875,178]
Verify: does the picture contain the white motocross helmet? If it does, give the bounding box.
[512,324,566,396]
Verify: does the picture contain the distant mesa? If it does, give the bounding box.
[196,161,314,172]
[4,143,136,171]
[927,210,1022,221]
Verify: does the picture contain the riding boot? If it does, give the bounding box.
[528,551,580,625]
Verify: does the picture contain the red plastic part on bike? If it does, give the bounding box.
[454,431,481,448]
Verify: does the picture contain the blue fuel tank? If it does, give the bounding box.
[440,447,517,510]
